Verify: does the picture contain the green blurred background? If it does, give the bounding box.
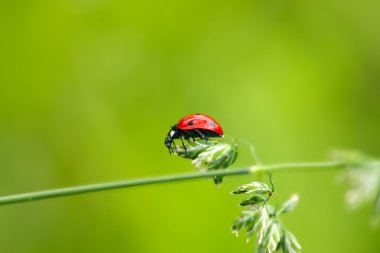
[1,0,380,252]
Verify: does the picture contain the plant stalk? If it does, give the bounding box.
[0,161,344,206]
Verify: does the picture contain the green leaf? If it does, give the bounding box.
[192,143,238,184]
[174,142,238,185]
[240,196,266,206]
[192,143,237,170]
[281,230,301,253]
[232,192,302,253]
[256,205,270,244]
[246,211,261,240]
[232,182,271,195]
[259,220,282,253]
[173,143,209,159]
[231,203,270,243]
[277,194,299,215]
[232,209,259,237]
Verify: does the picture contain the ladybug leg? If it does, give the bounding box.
[169,142,175,154]
[182,130,197,143]
[184,135,191,143]
[171,138,180,154]
[177,132,189,157]
[194,129,210,143]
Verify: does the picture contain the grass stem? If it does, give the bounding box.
[0,161,344,206]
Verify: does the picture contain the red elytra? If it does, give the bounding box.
[177,114,224,136]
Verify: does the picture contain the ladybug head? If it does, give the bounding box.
[164,125,179,150]
[165,135,173,149]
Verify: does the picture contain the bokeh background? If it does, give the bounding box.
[1,0,380,252]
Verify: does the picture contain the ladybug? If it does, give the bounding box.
[165,114,224,156]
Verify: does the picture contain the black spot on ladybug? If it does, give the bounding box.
[196,113,200,115]
[210,121,216,127]
[189,120,194,126]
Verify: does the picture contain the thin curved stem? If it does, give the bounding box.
[0,161,344,206]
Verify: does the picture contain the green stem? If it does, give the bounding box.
[251,161,344,172]
[0,161,344,206]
